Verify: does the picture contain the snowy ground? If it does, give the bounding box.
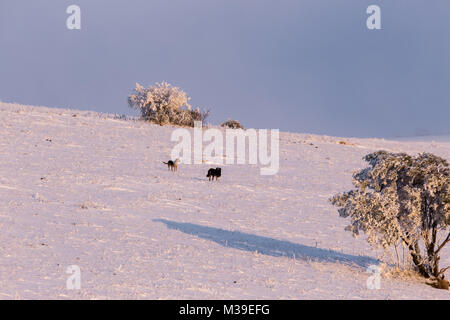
[0,101,449,299]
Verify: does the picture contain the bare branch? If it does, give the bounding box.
[438,266,450,277]
[435,232,450,255]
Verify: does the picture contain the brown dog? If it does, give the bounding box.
[163,159,180,172]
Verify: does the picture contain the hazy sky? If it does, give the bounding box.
[1,1,449,138]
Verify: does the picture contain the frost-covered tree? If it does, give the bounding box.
[128,82,209,127]
[221,119,244,129]
[330,151,450,279]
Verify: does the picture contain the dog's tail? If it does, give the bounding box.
[162,162,168,165]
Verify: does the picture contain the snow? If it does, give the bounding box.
[0,101,449,299]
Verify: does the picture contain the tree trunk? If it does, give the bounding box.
[407,241,430,278]
[432,255,440,277]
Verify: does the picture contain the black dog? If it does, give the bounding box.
[207,167,221,181]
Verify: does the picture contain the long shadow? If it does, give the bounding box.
[153,219,378,268]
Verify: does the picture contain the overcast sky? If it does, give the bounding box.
[1,1,449,138]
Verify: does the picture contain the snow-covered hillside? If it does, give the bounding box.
[0,101,449,299]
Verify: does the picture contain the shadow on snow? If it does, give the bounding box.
[153,218,378,268]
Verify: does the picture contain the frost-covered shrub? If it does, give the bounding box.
[330,151,450,279]
[128,82,209,127]
[221,119,244,129]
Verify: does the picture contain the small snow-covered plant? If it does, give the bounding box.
[330,151,450,279]
[221,119,244,129]
[128,82,209,127]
